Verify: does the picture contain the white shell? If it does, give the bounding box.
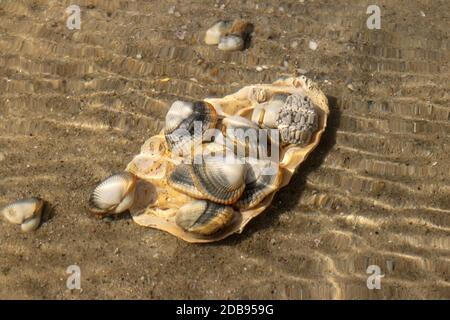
[251,95,287,128]
[165,101,194,133]
[205,20,232,45]
[1,198,44,232]
[89,172,136,215]
[218,34,244,51]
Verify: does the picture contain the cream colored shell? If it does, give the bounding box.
[125,76,329,243]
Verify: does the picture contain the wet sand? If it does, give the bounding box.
[0,0,449,299]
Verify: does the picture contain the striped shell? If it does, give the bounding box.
[88,172,137,216]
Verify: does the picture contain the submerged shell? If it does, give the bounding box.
[168,156,247,205]
[164,100,218,153]
[276,94,318,146]
[88,172,137,216]
[176,200,234,235]
[204,20,232,45]
[127,76,329,243]
[236,160,282,209]
[1,197,44,232]
[252,93,319,146]
[251,94,288,128]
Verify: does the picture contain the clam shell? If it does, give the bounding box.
[176,200,234,235]
[164,100,218,154]
[168,156,246,205]
[88,172,137,216]
[204,20,232,45]
[127,76,329,243]
[1,197,44,232]
[236,159,282,209]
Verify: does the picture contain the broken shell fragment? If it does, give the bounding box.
[88,172,137,216]
[1,197,44,232]
[176,200,234,235]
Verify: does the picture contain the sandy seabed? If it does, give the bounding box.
[0,0,449,299]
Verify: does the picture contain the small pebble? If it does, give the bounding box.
[270,238,276,246]
[168,6,175,14]
[347,83,356,91]
[291,40,299,49]
[175,30,186,40]
[256,66,263,72]
[308,40,318,50]
[136,53,142,59]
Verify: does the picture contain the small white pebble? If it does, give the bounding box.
[420,11,425,17]
[136,53,142,59]
[432,161,438,166]
[291,40,299,48]
[309,40,318,50]
[168,6,175,14]
[256,66,263,72]
[347,83,356,91]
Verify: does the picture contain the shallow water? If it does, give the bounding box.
[0,0,449,299]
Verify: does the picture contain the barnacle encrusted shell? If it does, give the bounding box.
[126,76,329,243]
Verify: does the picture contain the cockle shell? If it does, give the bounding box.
[204,20,232,45]
[1,197,44,232]
[164,100,218,154]
[176,200,234,235]
[88,172,137,216]
[205,19,253,51]
[168,156,247,205]
[236,159,282,209]
[126,76,329,243]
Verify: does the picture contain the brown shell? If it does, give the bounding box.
[125,76,329,243]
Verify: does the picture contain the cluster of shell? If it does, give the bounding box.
[88,76,329,243]
[204,20,253,51]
